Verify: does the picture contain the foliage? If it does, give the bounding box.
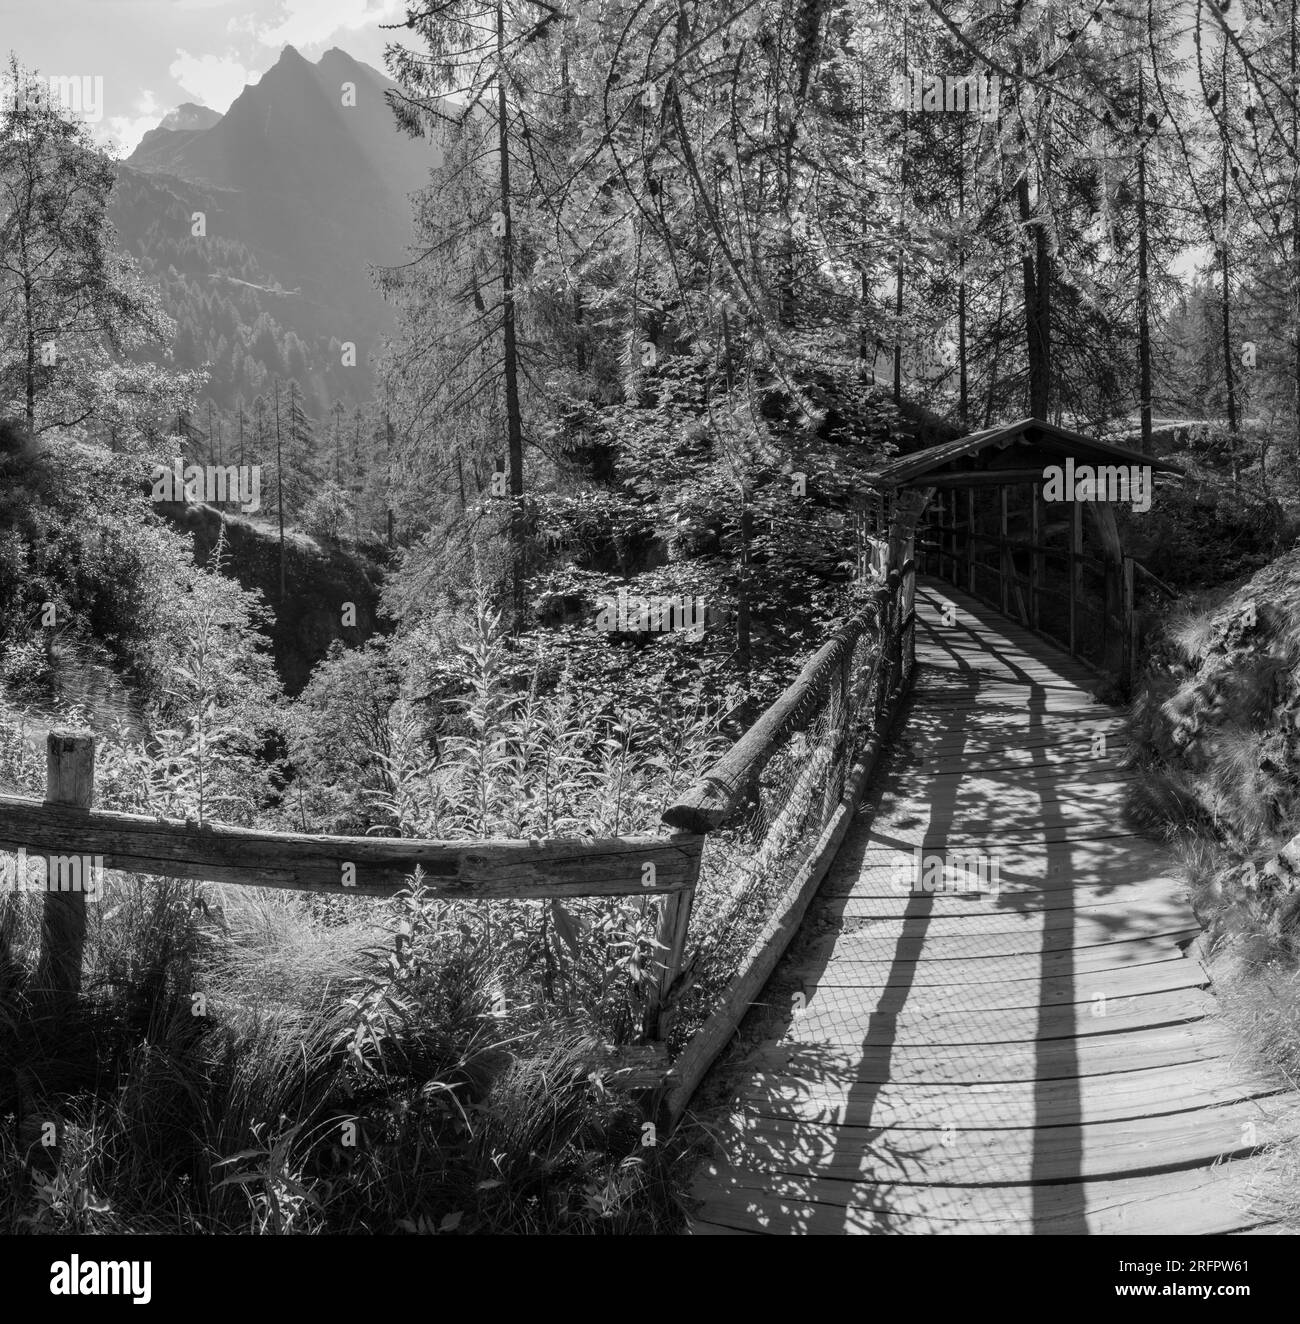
[1126,549,1300,1228]
[0,692,691,1235]
[0,59,178,434]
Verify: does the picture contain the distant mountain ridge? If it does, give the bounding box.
[159,102,222,132]
[112,46,444,417]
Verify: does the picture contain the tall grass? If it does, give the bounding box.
[0,814,691,1232]
[293,590,728,1044]
[0,585,711,1234]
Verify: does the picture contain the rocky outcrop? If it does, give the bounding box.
[154,500,389,694]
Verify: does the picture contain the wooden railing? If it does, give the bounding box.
[1,559,919,1124]
[0,733,702,1046]
[656,560,917,1123]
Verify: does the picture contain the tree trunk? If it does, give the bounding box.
[985,276,1007,427]
[1036,211,1052,419]
[1137,63,1153,454]
[1017,171,1044,416]
[1221,35,1238,440]
[894,20,908,404]
[23,273,35,430]
[275,379,285,602]
[498,0,526,629]
[1017,67,1051,419]
[737,498,752,672]
[1292,0,1298,467]
[385,409,396,548]
[858,63,871,373]
[957,117,969,429]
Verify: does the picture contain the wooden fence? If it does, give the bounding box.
[0,733,701,1041]
[0,562,918,1124]
[658,562,916,1121]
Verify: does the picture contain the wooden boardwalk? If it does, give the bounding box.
[688,578,1291,1235]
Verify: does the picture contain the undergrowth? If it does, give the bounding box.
[0,584,708,1234]
[1126,550,1300,1229]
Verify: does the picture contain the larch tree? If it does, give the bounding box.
[0,57,172,433]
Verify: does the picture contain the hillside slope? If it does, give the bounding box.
[1129,550,1300,866]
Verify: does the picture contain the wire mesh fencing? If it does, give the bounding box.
[661,565,915,1049]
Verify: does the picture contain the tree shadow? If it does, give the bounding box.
[691,580,1188,1232]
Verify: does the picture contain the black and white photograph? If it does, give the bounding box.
[0,0,1292,1279]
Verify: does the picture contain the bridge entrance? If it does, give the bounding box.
[860,417,1181,687]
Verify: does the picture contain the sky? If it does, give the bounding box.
[0,0,418,154]
[0,0,1236,191]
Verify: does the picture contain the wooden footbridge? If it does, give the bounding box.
[1,418,1291,1234]
[687,579,1288,1235]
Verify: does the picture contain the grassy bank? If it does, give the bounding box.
[1127,548,1300,1226]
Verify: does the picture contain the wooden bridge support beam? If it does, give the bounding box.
[1084,500,1126,679]
[999,486,1009,616]
[1069,502,1082,654]
[947,489,958,585]
[1030,484,1042,629]
[35,730,95,1007]
[1122,555,1137,690]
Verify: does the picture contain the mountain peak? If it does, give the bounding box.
[128,40,439,199]
[159,102,221,132]
[114,37,448,424]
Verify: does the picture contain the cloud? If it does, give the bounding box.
[98,89,162,157]
[254,0,405,50]
[168,50,256,112]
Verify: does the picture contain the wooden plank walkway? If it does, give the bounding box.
[688,578,1291,1235]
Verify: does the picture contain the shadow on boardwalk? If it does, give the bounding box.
[687,581,1287,1235]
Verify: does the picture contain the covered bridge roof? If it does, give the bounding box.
[866,417,1185,490]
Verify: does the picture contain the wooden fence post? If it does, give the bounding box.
[999,486,1009,615]
[649,841,700,1042]
[1069,502,1082,656]
[885,569,902,699]
[832,630,855,813]
[901,548,916,679]
[35,730,95,1004]
[945,489,955,582]
[1122,555,1136,691]
[1030,484,1042,630]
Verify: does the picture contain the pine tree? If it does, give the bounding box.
[0,56,172,430]
[386,0,565,626]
